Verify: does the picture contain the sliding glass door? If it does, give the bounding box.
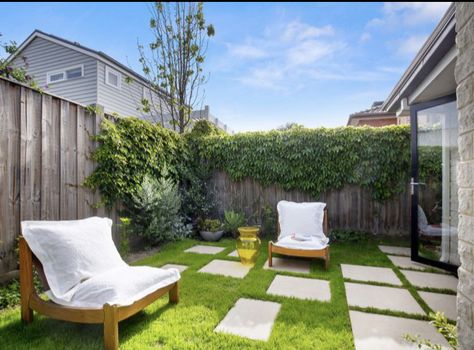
[410,94,459,274]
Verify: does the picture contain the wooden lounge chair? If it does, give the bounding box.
[19,218,180,350]
[268,201,330,270]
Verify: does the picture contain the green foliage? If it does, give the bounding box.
[0,33,39,89]
[197,125,411,200]
[85,117,185,207]
[190,119,225,137]
[118,217,132,257]
[260,204,277,237]
[198,218,222,232]
[127,175,191,245]
[0,276,41,310]
[223,210,246,236]
[404,312,457,349]
[329,229,369,243]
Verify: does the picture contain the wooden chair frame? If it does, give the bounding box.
[19,237,179,350]
[268,207,330,270]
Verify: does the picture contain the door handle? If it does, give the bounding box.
[410,178,426,195]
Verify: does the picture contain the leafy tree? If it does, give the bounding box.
[138,2,215,133]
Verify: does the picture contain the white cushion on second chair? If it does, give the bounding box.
[277,201,326,240]
[274,235,329,250]
[46,265,180,308]
[21,217,127,302]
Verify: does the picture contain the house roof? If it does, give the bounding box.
[7,29,169,98]
[347,101,395,125]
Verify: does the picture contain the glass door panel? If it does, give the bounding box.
[411,96,459,273]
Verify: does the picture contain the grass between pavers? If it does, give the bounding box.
[0,237,450,349]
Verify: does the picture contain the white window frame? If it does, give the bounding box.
[105,66,122,90]
[46,64,84,84]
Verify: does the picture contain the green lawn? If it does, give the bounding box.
[0,237,449,350]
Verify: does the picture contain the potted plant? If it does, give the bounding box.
[198,218,224,242]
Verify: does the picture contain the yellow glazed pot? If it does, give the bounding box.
[236,226,261,266]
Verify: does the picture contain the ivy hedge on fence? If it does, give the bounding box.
[197,126,411,200]
[87,119,414,208]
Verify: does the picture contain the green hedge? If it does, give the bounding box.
[87,119,416,208]
[197,126,412,200]
[85,117,187,206]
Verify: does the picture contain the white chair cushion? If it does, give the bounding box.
[277,201,326,240]
[46,266,180,308]
[274,235,329,250]
[21,217,127,302]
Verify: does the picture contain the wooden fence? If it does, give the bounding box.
[0,78,118,277]
[210,171,411,235]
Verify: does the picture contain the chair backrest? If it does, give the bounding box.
[276,203,328,238]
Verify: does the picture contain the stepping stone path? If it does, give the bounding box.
[263,257,310,274]
[161,264,188,273]
[341,264,402,286]
[199,259,251,278]
[387,255,444,272]
[400,270,458,292]
[266,275,331,301]
[418,291,457,320]
[215,298,281,341]
[345,282,425,315]
[184,245,225,255]
[349,310,449,350]
[228,250,239,257]
[378,245,410,256]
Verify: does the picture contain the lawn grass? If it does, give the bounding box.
[0,237,450,349]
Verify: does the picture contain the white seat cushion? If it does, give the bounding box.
[274,235,328,250]
[21,217,127,302]
[46,266,180,308]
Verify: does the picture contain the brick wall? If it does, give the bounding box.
[455,2,474,348]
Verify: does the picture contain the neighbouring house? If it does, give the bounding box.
[190,105,233,134]
[7,30,230,132]
[347,101,398,127]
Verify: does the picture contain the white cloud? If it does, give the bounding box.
[368,2,452,29]
[282,21,334,42]
[396,34,429,57]
[286,40,340,66]
[226,43,268,59]
[360,32,372,43]
[237,65,286,91]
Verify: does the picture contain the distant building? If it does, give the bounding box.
[190,105,233,134]
[347,101,398,127]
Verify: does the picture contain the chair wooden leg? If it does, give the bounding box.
[324,248,330,270]
[104,304,119,350]
[268,242,273,267]
[169,282,179,304]
[19,237,33,323]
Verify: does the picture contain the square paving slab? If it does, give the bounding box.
[400,270,458,292]
[199,259,251,278]
[161,264,188,273]
[215,298,281,341]
[263,257,310,274]
[266,275,331,301]
[349,310,449,350]
[418,291,457,320]
[341,264,402,286]
[228,250,239,257]
[387,255,443,272]
[184,245,225,255]
[345,282,424,315]
[378,245,410,256]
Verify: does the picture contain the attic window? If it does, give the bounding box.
[105,66,121,89]
[47,65,84,84]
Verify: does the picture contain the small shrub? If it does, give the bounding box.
[261,204,277,237]
[198,218,223,232]
[0,276,42,310]
[404,312,457,349]
[118,217,132,257]
[224,211,245,237]
[328,229,369,243]
[127,174,191,245]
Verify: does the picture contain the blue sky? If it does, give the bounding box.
[1,2,451,132]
